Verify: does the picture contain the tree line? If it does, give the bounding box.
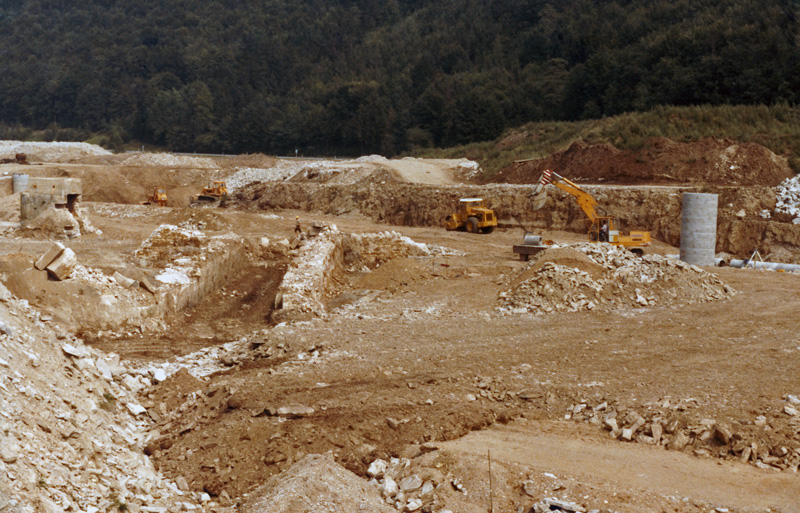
[0,0,797,155]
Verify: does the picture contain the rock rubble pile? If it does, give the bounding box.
[0,283,204,513]
[120,153,217,169]
[226,160,378,192]
[366,456,452,513]
[498,244,734,314]
[0,141,111,162]
[564,396,800,472]
[242,454,394,513]
[776,174,800,219]
[273,228,438,322]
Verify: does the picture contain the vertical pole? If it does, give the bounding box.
[488,449,493,513]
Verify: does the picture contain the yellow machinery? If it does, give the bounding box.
[445,198,498,234]
[143,187,168,207]
[530,169,651,255]
[191,181,228,207]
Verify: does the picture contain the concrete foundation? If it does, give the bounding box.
[680,193,718,266]
[17,176,83,226]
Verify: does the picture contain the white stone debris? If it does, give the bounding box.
[776,174,800,219]
[498,243,735,315]
[0,140,111,161]
[121,153,216,168]
[0,282,204,512]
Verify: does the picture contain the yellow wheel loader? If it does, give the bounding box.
[444,198,498,234]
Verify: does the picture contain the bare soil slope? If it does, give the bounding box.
[493,137,793,186]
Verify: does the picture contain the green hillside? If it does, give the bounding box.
[415,104,800,176]
[0,0,798,155]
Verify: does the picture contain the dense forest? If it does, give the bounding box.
[0,0,798,155]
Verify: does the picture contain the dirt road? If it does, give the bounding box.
[443,420,800,513]
[380,157,460,184]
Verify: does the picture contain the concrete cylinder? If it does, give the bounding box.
[11,174,29,193]
[680,192,718,266]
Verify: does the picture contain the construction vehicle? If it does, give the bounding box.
[523,169,651,256]
[444,198,498,234]
[142,187,168,207]
[190,181,228,207]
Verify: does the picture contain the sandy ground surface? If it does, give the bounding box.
[50,205,800,512]
[2,146,800,513]
[443,421,800,512]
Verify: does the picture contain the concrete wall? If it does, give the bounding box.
[17,176,83,225]
[157,240,248,315]
[14,176,82,198]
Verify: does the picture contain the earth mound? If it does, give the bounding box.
[241,454,395,513]
[491,138,793,186]
[0,140,111,162]
[498,244,735,314]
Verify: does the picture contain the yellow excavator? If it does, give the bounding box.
[524,169,651,256]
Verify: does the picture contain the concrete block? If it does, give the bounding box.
[35,242,65,270]
[46,247,76,280]
[112,271,136,289]
[138,275,157,293]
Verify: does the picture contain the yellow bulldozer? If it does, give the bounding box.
[142,187,167,207]
[444,198,498,234]
[190,181,228,207]
[524,169,651,255]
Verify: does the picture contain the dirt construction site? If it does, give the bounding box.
[1,139,800,513]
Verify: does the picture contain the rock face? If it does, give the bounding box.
[236,178,800,263]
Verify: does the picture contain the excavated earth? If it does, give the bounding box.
[0,140,799,513]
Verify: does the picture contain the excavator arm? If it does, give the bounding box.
[531,169,604,223]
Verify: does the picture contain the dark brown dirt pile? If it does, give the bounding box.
[492,138,793,186]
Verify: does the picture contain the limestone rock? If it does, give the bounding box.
[274,405,314,418]
[113,271,137,289]
[544,497,586,512]
[399,474,422,493]
[34,242,65,270]
[368,459,387,478]
[381,476,398,498]
[406,498,423,512]
[713,423,733,445]
[95,358,113,380]
[152,368,167,383]
[668,431,691,451]
[0,443,19,464]
[61,343,87,359]
[45,247,77,281]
